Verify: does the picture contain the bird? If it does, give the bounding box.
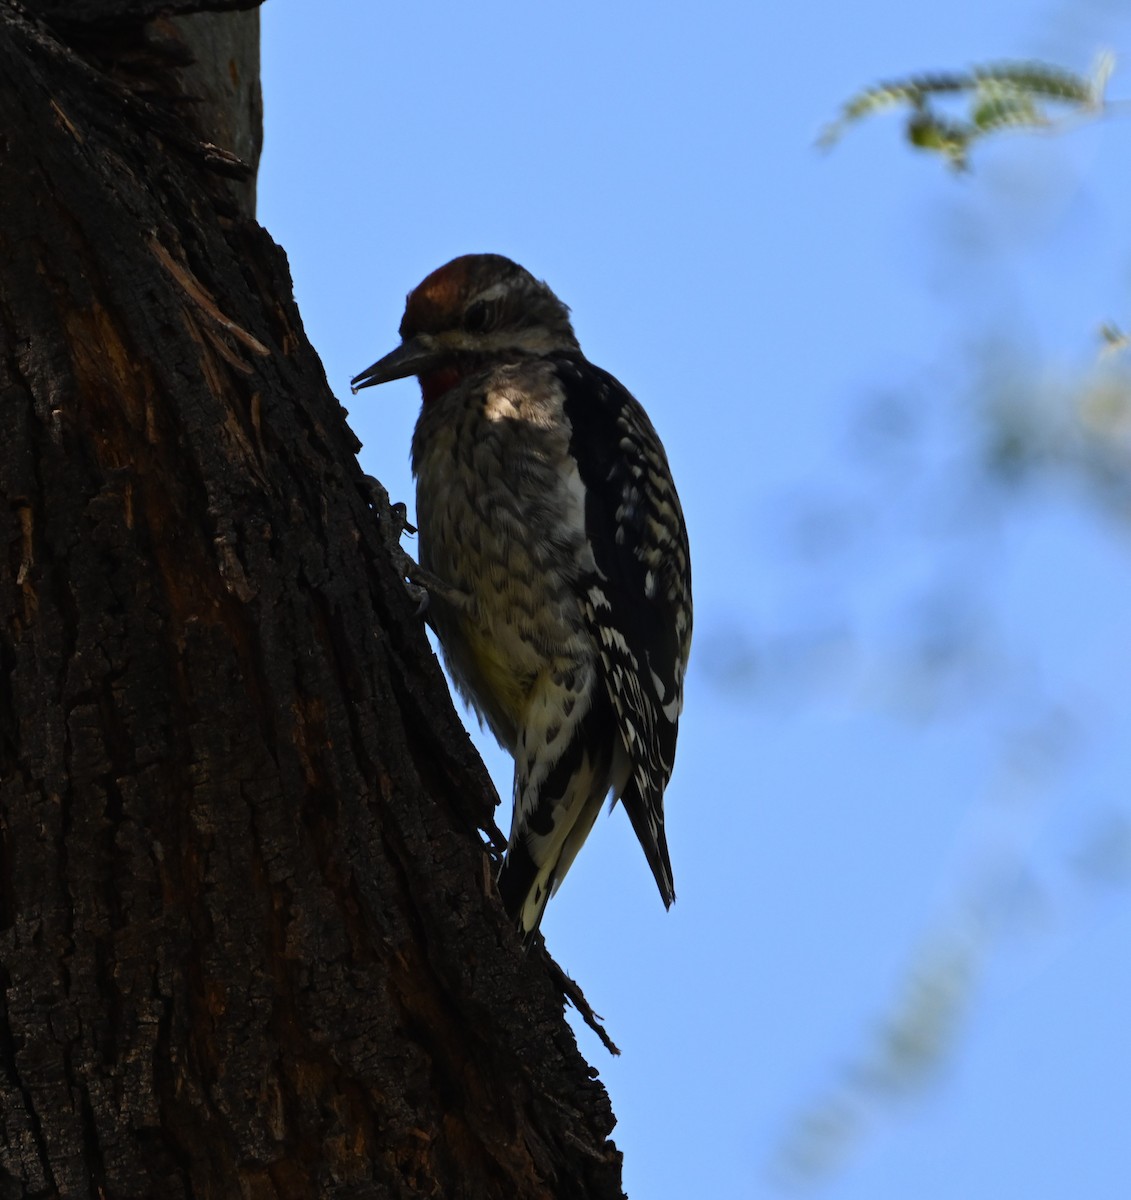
[351,254,692,940]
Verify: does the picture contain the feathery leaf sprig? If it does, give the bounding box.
[820,53,1115,170]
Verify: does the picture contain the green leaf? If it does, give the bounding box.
[820,52,1117,167]
[970,92,1046,133]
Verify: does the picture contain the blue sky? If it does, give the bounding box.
[260,3,1131,1196]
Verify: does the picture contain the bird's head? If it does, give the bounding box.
[350,254,579,403]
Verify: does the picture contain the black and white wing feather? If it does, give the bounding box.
[555,354,693,905]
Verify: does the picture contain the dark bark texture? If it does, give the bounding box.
[0,4,624,1197]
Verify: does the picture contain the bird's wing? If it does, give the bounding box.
[554,355,692,904]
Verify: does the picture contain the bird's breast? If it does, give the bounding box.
[412,370,595,740]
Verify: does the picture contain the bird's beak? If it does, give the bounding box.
[350,336,441,394]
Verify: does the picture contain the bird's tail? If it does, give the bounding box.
[619,776,676,908]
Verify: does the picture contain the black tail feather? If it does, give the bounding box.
[619,781,675,908]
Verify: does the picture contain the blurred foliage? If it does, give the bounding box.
[771,747,1129,1190]
[980,353,1131,520]
[757,39,1131,1194]
[771,931,978,1189]
[757,351,1131,1187]
[820,54,1116,170]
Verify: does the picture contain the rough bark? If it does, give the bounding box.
[0,4,624,1197]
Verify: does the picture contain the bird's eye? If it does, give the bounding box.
[463,299,496,333]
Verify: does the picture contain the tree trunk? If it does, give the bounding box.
[0,4,624,1196]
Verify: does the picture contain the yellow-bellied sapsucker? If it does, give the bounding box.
[352,254,692,939]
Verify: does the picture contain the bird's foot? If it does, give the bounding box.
[361,475,429,614]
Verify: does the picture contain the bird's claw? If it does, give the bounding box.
[363,476,410,536]
[362,474,429,613]
[403,576,430,616]
[391,542,430,614]
[390,500,417,537]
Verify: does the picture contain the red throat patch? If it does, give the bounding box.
[419,366,463,405]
